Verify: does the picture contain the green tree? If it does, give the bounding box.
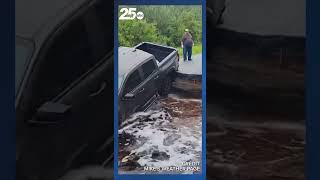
[118,5,202,48]
[119,20,165,47]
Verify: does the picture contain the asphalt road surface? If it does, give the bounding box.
[178,54,202,75]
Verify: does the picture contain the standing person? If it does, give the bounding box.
[181,29,194,61]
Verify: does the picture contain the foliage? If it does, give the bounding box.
[177,44,202,56]
[119,6,202,49]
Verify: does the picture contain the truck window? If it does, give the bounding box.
[94,0,113,51]
[35,10,100,102]
[124,70,142,95]
[84,2,112,61]
[141,59,156,79]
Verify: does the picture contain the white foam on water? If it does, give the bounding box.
[119,106,202,173]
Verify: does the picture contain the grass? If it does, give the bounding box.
[177,44,202,57]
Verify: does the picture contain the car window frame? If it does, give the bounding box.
[15,37,35,97]
[33,1,110,102]
[122,67,143,96]
[141,58,157,81]
[16,0,114,118]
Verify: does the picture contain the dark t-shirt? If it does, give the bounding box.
[182,32,193,47]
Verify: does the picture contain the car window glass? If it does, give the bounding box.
[124,70,142,94]
[94,0,113,51]
[141,59,156,79]
[84,5,111,61]
[37,13,96,101]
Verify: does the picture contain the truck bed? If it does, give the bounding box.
[135,42,177,63]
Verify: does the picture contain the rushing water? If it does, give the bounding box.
[118,94,202,174]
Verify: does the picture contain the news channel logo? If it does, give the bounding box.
[119,8,144,20]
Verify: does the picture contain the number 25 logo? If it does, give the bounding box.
[119,8,144,20]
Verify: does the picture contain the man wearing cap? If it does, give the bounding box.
[181,29,194,61]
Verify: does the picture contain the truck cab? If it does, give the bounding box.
[118,43,179,123]
[16,0,114,179]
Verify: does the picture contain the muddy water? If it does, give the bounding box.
[118,77,305,178]
[206,85,305,180]
[119,94,202,174]
[207,119,304,180]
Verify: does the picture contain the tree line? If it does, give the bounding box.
[119,5,202,48]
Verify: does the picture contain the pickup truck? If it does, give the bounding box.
[118,42,179,122]
[16,0,114,179]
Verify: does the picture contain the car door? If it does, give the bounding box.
[44,1,114,168]
[140,58,159,110]
[16,1,114,179]
[120,68,145,120]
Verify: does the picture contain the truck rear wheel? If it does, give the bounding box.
[159,76,172,97]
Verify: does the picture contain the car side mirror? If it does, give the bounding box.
[123,93,135,100]
[30,102,71,124]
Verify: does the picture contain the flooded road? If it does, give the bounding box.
[118,76,305,178]
[207,117,304,180]
[206,85,305,180]
[118,94,202,174]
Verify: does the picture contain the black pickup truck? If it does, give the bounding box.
[16,0,114,179]
[118,42,179,122]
